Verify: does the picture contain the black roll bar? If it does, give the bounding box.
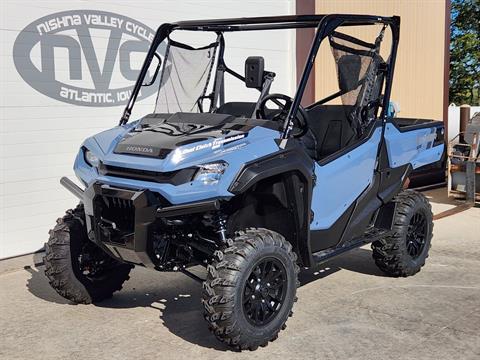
[282,14,400,138]
[119,14,400,135]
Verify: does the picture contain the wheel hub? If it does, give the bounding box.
[406,212,427,259]
[242,258,287,326]
[77,243,113,279]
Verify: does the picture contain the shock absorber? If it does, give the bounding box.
[214,212,228,244]
[202,211,229,245]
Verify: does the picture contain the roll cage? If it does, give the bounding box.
[120,14,400,140]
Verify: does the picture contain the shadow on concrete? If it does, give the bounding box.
[418,187,478,218]
[25,246,385,351]
[101,270,231,350]
[423,187,459,207]
[330,247,387,277]
[24,265,71,305]
[299,247,386,286]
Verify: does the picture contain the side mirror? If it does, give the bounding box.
[245,56,265,89]
[143,53,162,86]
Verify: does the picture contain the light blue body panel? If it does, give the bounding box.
[74,123,280,204]
[310,127,382,230]
[384,124,444,169]
[309,123,443,231]
[73,116,444,228]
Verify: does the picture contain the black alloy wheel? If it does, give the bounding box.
[406,212,427,259]
[202,228,299,350]
[372,190,433,277]
[242,257,288,326]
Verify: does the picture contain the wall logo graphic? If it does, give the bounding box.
[13,10,162,107]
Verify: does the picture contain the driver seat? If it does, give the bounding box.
[215,102,257,118]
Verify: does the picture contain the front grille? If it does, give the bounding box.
[93,195,135,245]
[115,144,172,159]
[98,164,196,186]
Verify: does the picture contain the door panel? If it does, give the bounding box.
[310,127,382,231]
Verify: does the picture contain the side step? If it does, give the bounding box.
[311,227,391,265]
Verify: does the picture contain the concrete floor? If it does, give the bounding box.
[1,188,479,360]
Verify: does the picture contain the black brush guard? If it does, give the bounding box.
[61,177,220,267]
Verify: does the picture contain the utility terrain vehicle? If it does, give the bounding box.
[45,15,445,350]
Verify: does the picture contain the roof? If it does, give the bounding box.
[169,14,399,32]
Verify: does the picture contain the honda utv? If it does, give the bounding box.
[44,15,445,350]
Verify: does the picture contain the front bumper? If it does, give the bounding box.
[61,177,220,267]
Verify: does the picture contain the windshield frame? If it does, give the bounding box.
[119,14,400,140]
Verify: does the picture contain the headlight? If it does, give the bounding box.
[84,149,100,167]
[193,162,228,185]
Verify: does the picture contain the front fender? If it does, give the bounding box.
[229,142,315,266]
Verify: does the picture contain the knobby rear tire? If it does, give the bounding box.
[372,190,433,277]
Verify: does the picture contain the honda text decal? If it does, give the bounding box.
[13,10,162,106]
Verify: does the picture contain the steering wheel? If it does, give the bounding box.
[256,93,309,137]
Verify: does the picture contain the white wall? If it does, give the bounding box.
[0,0,295,259]
[448,105,480,141]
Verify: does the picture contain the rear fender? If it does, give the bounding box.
[384,120,445,169]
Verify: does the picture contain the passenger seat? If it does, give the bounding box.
[302,105,356,160]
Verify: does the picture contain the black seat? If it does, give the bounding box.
[302,105,356,160]
[215,101,281,120]
[301,45,385,161]
[215,102,256,118]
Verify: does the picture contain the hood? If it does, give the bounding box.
[113,112,246,158]
[77,112,281,187]
[81,111,280,174]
